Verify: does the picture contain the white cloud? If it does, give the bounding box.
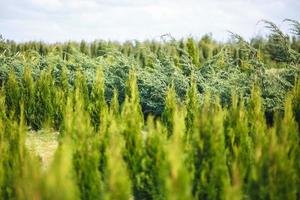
[0,0,299,42]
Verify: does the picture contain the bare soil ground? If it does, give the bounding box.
[25,129,59,169]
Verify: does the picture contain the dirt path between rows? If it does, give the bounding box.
[25,130,59,169]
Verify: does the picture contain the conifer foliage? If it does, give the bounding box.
[0,20,300,199]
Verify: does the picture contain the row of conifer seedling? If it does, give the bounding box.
[0,68,300,200]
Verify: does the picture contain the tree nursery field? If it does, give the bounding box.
[0,20,300,199]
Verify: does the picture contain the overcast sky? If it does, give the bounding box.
[0,0,299,42]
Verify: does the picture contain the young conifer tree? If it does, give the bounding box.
[102,117,133,200]
[186,38,200,66]
[271,96,299,199]
[21,66,35,126]
[247,86,267,146]
[63,87,102,200]
[42,141,80,200]
[248,125,297,200]
[289,83,300,198]
[110,88,120,117]
[74,70,89,109]
[165,103,193,200]
[52,86,66,130]
[185,75,200,141]
[143,116,168,200]
[15,147,42,199]
[162,84,178,136]
[291,81,300,130]
[247,90,299,200]
[192,95,230,200]
[89,67,107,130]
[51,66,70,130]
[224,93,254,185]
[4,70,20,119]
[0,89,6,198]
[224,161,243,200]
[0,103,26,199]
[60,66,70,98]
[224,93,255,199]
[80,40,90,56]
[121,70,146,199]
[33,68,55,129]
